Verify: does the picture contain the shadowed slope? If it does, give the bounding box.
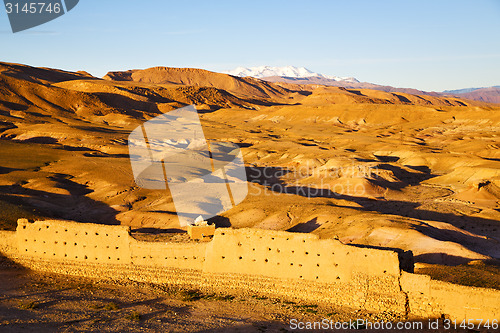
[103,66,296,102]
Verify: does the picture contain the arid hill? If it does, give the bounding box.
[450,87,500,104]
[262,75,500,104]
[103,66,495,108]
[0,61,499,267]
[262,75,439,96]
[0,62,259,124]
[104,67,294,103]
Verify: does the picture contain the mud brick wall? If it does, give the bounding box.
[1,219,499,321]
[400,272,500,321]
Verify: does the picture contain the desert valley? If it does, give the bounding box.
[0,61,499,331]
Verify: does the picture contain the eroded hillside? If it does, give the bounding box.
[0,61,499,266]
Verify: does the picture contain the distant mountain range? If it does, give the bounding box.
[443,86,500,94]
[442,86,500,104]
[225,66,500,104]
[225,66,359,83]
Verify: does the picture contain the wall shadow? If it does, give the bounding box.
[0,179,120,225]
[287,217,321,233]
[208,215,231,228]
[132,228,186,234]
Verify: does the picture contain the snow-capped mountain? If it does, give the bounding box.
[225,66,358,83]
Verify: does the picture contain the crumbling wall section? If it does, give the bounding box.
[15,219,132,264]
[204,228,401,282]
[1,219,499,321]
[401,272,500,321]
[130,239,207,270]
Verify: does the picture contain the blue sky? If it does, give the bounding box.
[1,0,499,91]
